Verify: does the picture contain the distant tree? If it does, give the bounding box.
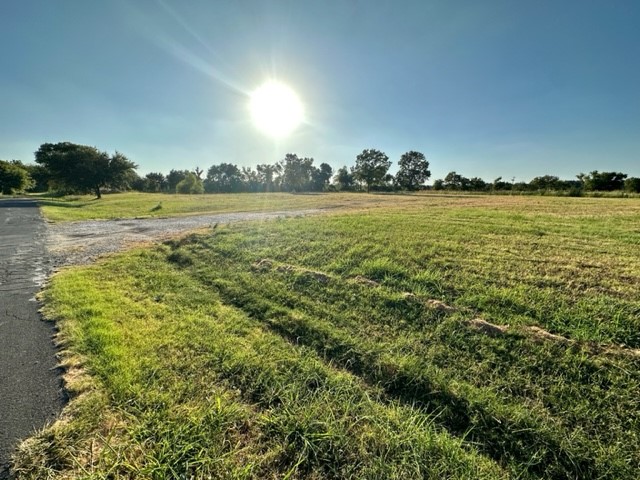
[256,163,283,192]
[443,171,469,190]
[34,142,136,198]
[577,171,627,191]
[205,163,243,193]
[144,172,167,192]
[282,153,314,192]
[166,170,190,192]
[0,160,33,194]
[396,151,430,190]
[432,178,444,190]
[492,176,512,191]
[241,166,261,192]
[468,177,488,191]
[310,163,333,191]
[333,166,355,191]
[529,175,561,191]
[176,172,204,194]
[353,149,391,192]
[625,177,640,193]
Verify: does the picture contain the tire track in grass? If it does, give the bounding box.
[173,247,599,479]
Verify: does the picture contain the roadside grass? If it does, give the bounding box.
[16,195,640,478]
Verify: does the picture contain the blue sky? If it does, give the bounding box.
[1,0,639,181]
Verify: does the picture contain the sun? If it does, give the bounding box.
[249,81,303,138]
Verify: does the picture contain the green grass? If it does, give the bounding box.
[35,191,432,222]
[16,195,640,479]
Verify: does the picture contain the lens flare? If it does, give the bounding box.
[250,81,304,138]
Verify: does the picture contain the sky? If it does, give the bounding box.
[1,0,639,182]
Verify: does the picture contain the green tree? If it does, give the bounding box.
[529,175,560,191]
[310,163,333,191]
[0,160,33,194]
[353,149,391,192]
[34,142,136,198]
[205,163,244,193]
[624,177,640,193]
[333,166,355,191]
[256,163,283,192]
[144,172,167,192]
[577,171,627,191]
[396,151,430,190]
[468,177,488,191]
[166,170,190,192]
[443,171,470,190]
[282,153,314,192]
[176,172,204,194]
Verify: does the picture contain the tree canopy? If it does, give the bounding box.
[353,149,391,192]
[396,151,430,190]
[0,160,33,194]
[34,142,137,198]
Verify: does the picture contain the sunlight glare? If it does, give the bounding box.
[250,81,303,138]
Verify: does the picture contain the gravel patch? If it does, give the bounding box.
[46,210,318,269]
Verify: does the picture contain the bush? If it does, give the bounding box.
[176,173,204,194]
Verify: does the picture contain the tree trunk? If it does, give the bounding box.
[94,186,102,199]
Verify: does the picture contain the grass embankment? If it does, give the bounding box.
[17,196,640,478]
[36,191,428,223]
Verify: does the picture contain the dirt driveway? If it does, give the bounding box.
[46,209,317,268]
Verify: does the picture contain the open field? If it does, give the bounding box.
[16,195,640,478]
[36,192,430,223]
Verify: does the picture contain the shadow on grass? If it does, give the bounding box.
[36,200,87,208]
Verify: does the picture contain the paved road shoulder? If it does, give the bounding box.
[0,199,65,479]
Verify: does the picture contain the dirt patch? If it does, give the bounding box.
[352,276,380,287]
[466,318,509,337]
[525,326,572,344]
[46,210,318,268]
[252,258,331,284]
[425,299,456,312]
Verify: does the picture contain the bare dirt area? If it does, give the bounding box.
[46,210,318,268]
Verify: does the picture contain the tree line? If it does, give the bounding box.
[1,141,639,196]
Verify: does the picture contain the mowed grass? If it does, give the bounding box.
[17,196,640,479]
[36,191,431,222]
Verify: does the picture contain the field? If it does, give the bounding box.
[16,195,640,479]
[36,192,426,223]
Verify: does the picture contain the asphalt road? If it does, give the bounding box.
[0,199,65,478]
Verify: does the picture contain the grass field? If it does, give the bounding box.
[16,195,640,479]
[36,191,429,222]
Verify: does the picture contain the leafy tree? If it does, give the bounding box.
[0,160,33,194]
[34,142,136,198]
[166,169,190,192]
[205,163,243,193]
[333,166,355,191]
[492,176,512,191]
[256,163,283,192]
[529,175,560,191]
[625,177,640,193]
[577,171,627,191]
[144,172,167,192]
[176,172,204,194]
[432,178,444,190]
[241,167,261,192]
[468,177,488,191]
[396,151,430,190]
[310,163,333,191]
[443,171,469,190]
[353,149,391,192]
[282,153,314,192]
